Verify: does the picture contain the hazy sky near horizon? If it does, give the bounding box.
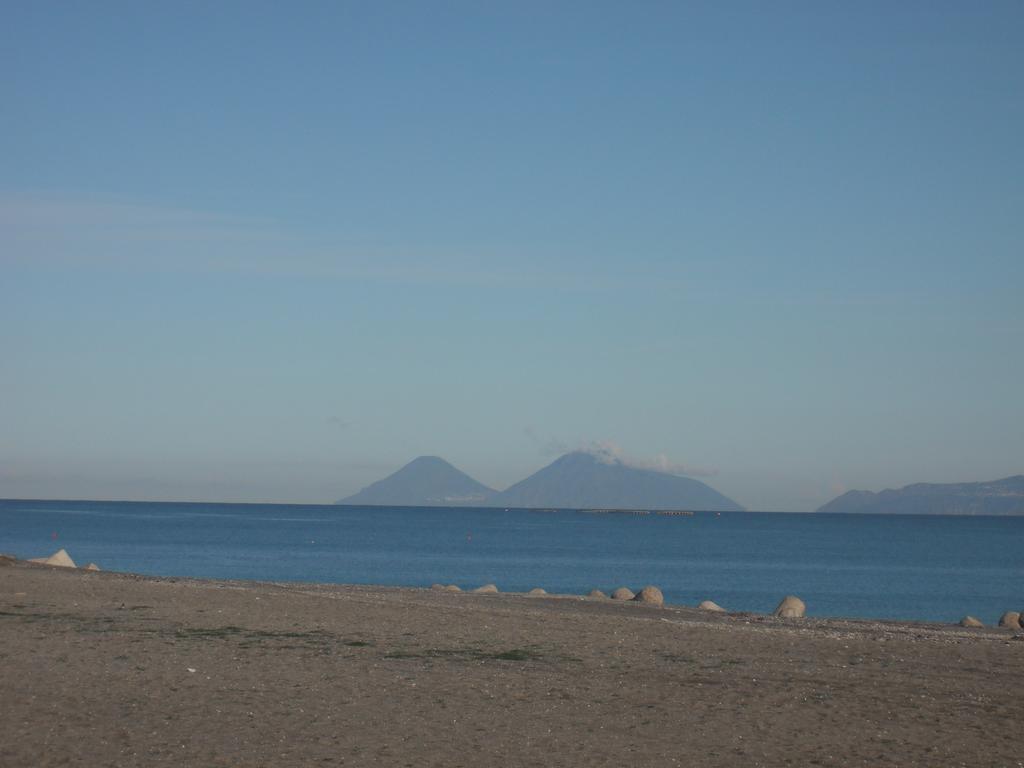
[3,2,1022,510]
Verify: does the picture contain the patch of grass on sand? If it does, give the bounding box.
[175,626,343,644]
[176,625,246,638]
[661,652,697,664]
[490,648,542,661]
[385,646,545,662]
[0,609,46,621]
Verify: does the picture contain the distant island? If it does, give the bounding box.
[337,451,745,512]
[336,456,495,507]
[816,475,1024,516]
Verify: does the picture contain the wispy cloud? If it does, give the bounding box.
[582,440,720,478]
[523,426,570,456]
[0,193,605,290]
[524,429,719,478]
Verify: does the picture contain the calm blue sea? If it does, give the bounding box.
[1,499,1021,624]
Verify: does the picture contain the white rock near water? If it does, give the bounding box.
[774,595,806,618]
[28,549,77,568]
[698,600,726,612]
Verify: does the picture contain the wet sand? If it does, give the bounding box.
[2,556,1022,767]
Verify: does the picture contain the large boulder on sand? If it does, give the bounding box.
[473,584,499,594]
[699,600,726,613]
[632,586,664,606]
[34,549,77,568]
[444,584,462,592]
[528,588,547,595]
[774,595,806,618]
[611,587,635,601]
[588,589,607,599]
[960,616,984,628]
[998,612,1021,629]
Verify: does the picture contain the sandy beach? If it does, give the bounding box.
[2,556,1022,767]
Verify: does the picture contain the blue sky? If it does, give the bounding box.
[2,2,1022,510]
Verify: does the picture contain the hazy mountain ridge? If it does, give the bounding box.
[816,475,1024,516]
[338,451,744,512]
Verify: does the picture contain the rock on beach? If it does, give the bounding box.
[632,586,664,606]
[774,595,806,618]
[698,600,726,612]
[998,612,1021,629]
[588,589,607,599]
[29,549,77,569]
[960,616,984,628]
[473,584,499,594]
[611,587,635,601]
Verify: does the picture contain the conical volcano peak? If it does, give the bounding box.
[338,456,495,507]
[491,452,743,511]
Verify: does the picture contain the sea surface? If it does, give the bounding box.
[2,499,1021,624]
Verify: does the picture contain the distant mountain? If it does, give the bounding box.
[490,451,745,512]
[337,456,495,506]
[816,475,1024,516]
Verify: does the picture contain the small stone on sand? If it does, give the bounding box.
[528,588,547,595]
[960,616,984,628]
[611,587,635,601]
[473,584,499,594]
[588,590,607,599]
